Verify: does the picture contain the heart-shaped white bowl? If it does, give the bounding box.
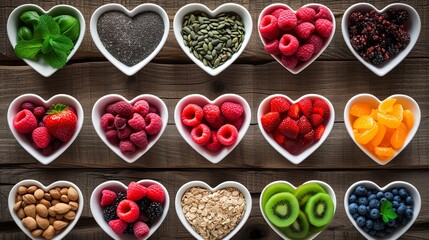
[7,94,84,165]
[258,3,336,74]
[344,94,421,165]
[260,180,336,240]
[175,181,252,240]
[92,94,168,163]
[7,4,85,77]
[257,94,335,164]
[342,3,421,77]
[344,180,421,240]
[173,3,253,76]
[90,180,170,240]
[8,179,84,240]
[90,3,169,76]
[174,94,251,164]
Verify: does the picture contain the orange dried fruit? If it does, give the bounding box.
[369,109,378,121]
[374,147,395,159]
[391,104,403,122]
[350,102,372,117]
[380,127,395,147]
[353,116,374,129]
[403,109,414,129]
[378,98,396,113]
[377,112,401,128]
[391,122,408,149]
[355,121,379,145]
[371,123,386,147]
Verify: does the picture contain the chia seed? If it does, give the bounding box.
[97,11,164,66]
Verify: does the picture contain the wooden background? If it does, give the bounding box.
[0,0,428,239]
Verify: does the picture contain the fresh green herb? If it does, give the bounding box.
[380,200,398,223]
[14,39,43,59]
[54,15,80,42]
[17,26,33,41]
[19,11,40,27]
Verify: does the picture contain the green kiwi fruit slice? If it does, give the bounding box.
[284,210,310,239]
[294,183,326,207]
[261,182,295,208]
[309,224,327,234]
[305,193,334,227]
[264,192,300,228]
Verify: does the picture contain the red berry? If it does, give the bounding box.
[146,184,166,203]
[108,219,127,234]
[32,126,51,149]
[310,114,323,127]
[119,139,136,154]
[259,15,280,41]
[106,101,133,118]
[206,130,222,152]
[230,116,244,130]
[44,104,77,143]
[296,44,315,62]
[191,123,211,145]
[101,189,117,207]
[298,129,315,147]
[127,181,147,201]
[278,117,299,140]
[264,39,281,55]
[284,138,302,155]
[271,8,285,18]
[114,115,127,130]
[296,7,316,22]
[278,10,297,31]
[298,98,313,117]
[207,115,226,129]
[261,112,280,133]
[298,116,313,135]
[117,126,132,139]
[315,18,333,38]
[145,113,162,135]
[217,124,238,146]
[295,22,315,39]
[307,35,324,54]
[315,124,325,141]
[130,130,148,149]
[203,104,221,124]
[100,113,115,131]
[133,100,149,117]
[312,99,330,120]
[287,104,300,120]
[281,55,298,69]
[279,34,299,56]
[117,200,140,223]
[13,109,38,134]
[148,105,159,115]
[21,102,35,111]
[33,106,46,119]
[181,104,203,127]
[133,221,150,238]
[221,101,243,121]
[270,96,291,113]
[315,6,332,21]
[42,144,54,156]
[105,130,118,145]
[128,113,146,131]
[273,130,286,145]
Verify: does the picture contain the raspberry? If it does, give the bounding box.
[264,39,281,55]
[181,104,203,127]
[144,202,164,221]
[273,130,286,145]
[114,115,127,130]
[281,55,298,69]
[258,15,280,41]
[33,106,46,119]
[13,109,38,134]
[133,100,149,117]
[203,104,220,124]
[288,104,300,119]
[117,200,140,223]
[271,8,285,18]
[217,124,238,146]
[270,96,291,113]
[117,126,132,139]
[21,102,35,111]
[230,116,244,130]
[103,205,118,222]
[119,140,136,154]
[105,130,118,145]
[315,18,333,38]
[206,130,222,152]
[145,113,162,135]
[133,221,149,238]
[106,101,133,118]
[108,219,127,234]
[296,7,316,22]
[52,139,62,150]
[42,144,54,156]
[278,10,297,31]
[191,123,211,145]
[128,113,146,131]
[261,112,280,133]
[315,125,325,141]
[310,114,323,127]
[307,35,324,54]
[101,189,117,207]
[221,101,243,121]
[295,22,315,39]
[207,115,226,129]
[296,44,315,62]
[146,184,166,203]
[148,105,159,115]
[279,34,299,56]
[130,130,148,149]
[127,181,147,201]
[32,126,51,149]
[100,113,115,131]
[298,98,313,117]
[315,6,332,21]
[278,117,299,140]
[298,116,313,135]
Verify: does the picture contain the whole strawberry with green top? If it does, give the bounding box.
[44,104,77,142]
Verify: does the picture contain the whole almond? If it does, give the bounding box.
[13,201,22,212]
[68,187,79,201]
[53,220,68,230]
[42,225,55,240]
[44,193,52,201]
[51,199,60,206]
[56,214,64,220]
[69,201,78,211]
[36,204,48,218]
[27,185,38,193]
[49,217,56,225]
[48,206,56,217]
[22,217,37,230]
[17,208,25,219]
[24,204,36,218]
[64,210,76,220]
[36,214,50,230]
[34,189,45,200]
[18,186,28,195]
[54,203,71,214]
[55,187,61,192]
[32,229,43,237]
[21,201,28,208]
[60,194,70,203]
[40,199,51,208]
[60,187,68,195]
[49,189,61,199]
[16,194,23,202]
[23,194,36,204]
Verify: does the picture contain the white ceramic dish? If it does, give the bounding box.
[260,180,336,239]
[175,180,252,240]
[342,3,421,77]
[344,180,421,240]
[174,94,251,164]
[7,4,85,77]
[92,94,168,163]
[258,3,336,74]
[8,179,84,240]
[257,94,335,164]
[90,3,169,76]
[173,3,253,76]
[344,94,420,165]
[90,180,169,240]
[7,94,84,165]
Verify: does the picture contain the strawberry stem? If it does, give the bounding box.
[47,104,67,115]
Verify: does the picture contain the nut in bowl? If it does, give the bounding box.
[342,3,421,76]
[8,179,84,240]
[344,181,421,239]
[344,94,420,165]
[175,181,252,240]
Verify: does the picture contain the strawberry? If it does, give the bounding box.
[273,130,286,145]
[284,138,302,155]
[297,116,312,135]
[310,113,323,127]
[261,112,280,133]
[312,99,330,120]
[270,97,291,113]
[287,103,300,119]
[44,104,77,143]
[315,125,325,141]
[298,130,315,148]
[278,117,299,139]
[298,98,312,117]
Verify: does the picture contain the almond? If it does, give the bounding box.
[49,217,56,225]
[22,216,37,230]
[16,194,23,202]
[21,201,28,208]
[13,201,22,212]
[40,199,51,208]
[54,203,71,214]
[61,194,70,203]
[69,201,79,211]
[34,189,45,200]
[31,229,43,237]
[49,189,61,199]
[36,214,50,230]
[42,225,55,240]
[56,214,64,220]
[48,206,56,217]
[17,208,25,219]
[44,193,52,201]
[36,204,48,218]
[53,220,68,230]
[24,204,36,218]
[64,210,76,220]
[27,185,38,193]
[18,186,28,195]
[68,187,79,201]
[23,194,36,204]
[60,187,68,195]
[51,199,60,206]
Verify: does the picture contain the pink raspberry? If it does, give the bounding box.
[271,8,285,18]
[108,219,127,234]
[217,124,238,146]
[106,101,133,117]
[296,44,315,62]
[281,55,299,69]
[119,140,136,154]
[295,22,315,39]
[206,130,222,152]
[117,200,140,223]
[21,102,35,111]
[145,113,162,135]
[181,104,203,127]
[264,39,281,55]
[42,144,54,156]
[191,123,211,145]
[279,34,299,56]
[203,104,221,124]
[101,189,117,207]
[307,34,324,54]
[258,15,280,41]
[296,7,316,22]
[221,101,243,121]
[230,116,244,130]
[133,221,149,238]
[277,10,297,31]
[100,113,115,131]
[127,181,147,201]
[32,126,51,149]
[315,18,333,38]
[117,126,132,139]
[13,109,37,134]
[130,130,148,149]
[105,130,118,145]
[33,106,46,119]
[133,100,149,117]
[148,105,159,114]
[207,115,226,129]
[315,6,332,21]
[114,115,127,130]
[146,184,166,203]
[128,113,146,131]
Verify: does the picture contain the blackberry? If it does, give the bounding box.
[124,223,134,234]
[115,191,127,206]
[103,205,117,222]
[144,202,164,221]
[138,197,152,212]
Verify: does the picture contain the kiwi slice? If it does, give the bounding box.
[264,192,300,228]
[305,193,334,227]
[294,183,326,207]
[309,224,327,234]
[261,182,295,208]
[284,210,310,239]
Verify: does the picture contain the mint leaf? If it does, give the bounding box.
[43,48,68,69]
[34,15,60,40]
[380,200,398,223]
[41,38,52,54]
[382,214,389,223]
[385,211,398,219]
[14,38,43,59]
[49,34,73,53]
[381,200,391,213]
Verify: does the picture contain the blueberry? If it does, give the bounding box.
[363,227,369,232]
[406,196,414,205]
[349,194,357,203]
[397,205,406,215]
[401,218,409,225]
[386,227,394,233]
[369,199,380,209]
[399,188,408,198]
[376,191,384,199]
[388,219,396,227]
[406,208,413,219]
[393,195,401,202]
[373,220,385,231]
[380,197,387,203]
[393,201,399,208]
[392,208,397,214]
[368,194,376,201]
[356,216,366,227]
[367,190,373,197]
[369,230,376,236]
[355,186,368,197]
[353,213,359,219]
[376,231,386,237]
[366,219,374,229]
[358,205,367,215]
[349,203,358,214]
[370,209,380,219]
[358,197,369,206]
[385,192,394,201]
[392,188,398,196]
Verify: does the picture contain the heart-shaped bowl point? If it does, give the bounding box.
[344,94,421,165]
[174,94,251,164]
[259,180,336,240]
[90,180,169,240]
[92,94,168,163]
[257,94,335,164]
[8,179,84,240]
[7,94,84,165]
[344,180,421,240]
[90,3,169,76]
[175,181,252,240]
[7,4,86,77]
[258,3,336,74]
[173,3,253,76]
[342,3,421,77]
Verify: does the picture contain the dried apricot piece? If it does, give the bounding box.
[374,147,395,159]
[378,98,396,113]
[371,123,386,147]
[403,109,414,129]
[353,116,374,129]
[355,121,379,145]
[391,122,408,149]
[350,102,372,117]
[378,112,401,128]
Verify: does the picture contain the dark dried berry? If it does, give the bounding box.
[124,223,134,234]
[115,191,127,206]
[144,202,164,221]
[103,205,117,222]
